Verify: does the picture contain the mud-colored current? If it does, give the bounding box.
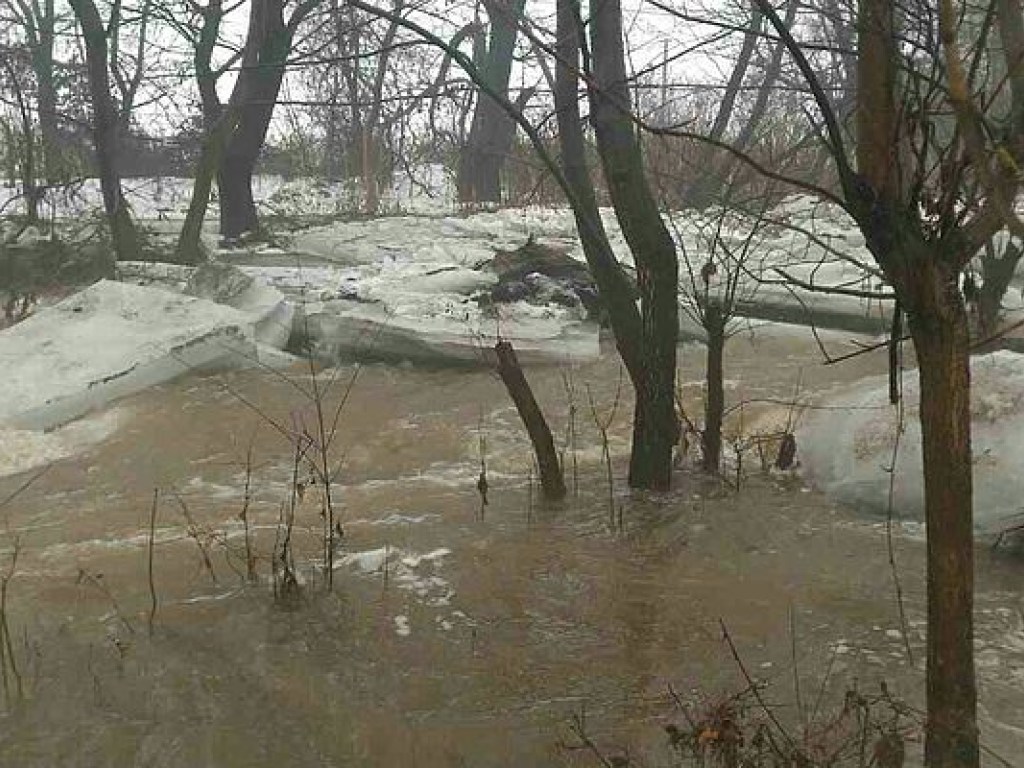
[0,326,1021,767]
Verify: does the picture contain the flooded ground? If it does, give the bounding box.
[0,324,1022,766]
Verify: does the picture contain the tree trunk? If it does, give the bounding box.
[702,302,725,473]
[852,0,979,752]
[456,0,526,205]
[219,151,260,239]
[588,0,679,490]
[33,0,60,183]
[494,341,566,501]
[217,0,302,240]
[176,0,229,263]
[978,240,1022,334]
[361,1,403,215]
[553,0,644,386]
[177,109,239,263]
[907,275,978,768]
[69,0,140,267]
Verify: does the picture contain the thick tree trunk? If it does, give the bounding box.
[217,0,298,240]
[494,341,566,501]
[36,72,58,183]
[456,0,526,205]
[219,152,260,239]
[853,0,980,757]
[69,0,140,267]
[589,0,679,490]
[907,280,978,768]
[702,303,725,473]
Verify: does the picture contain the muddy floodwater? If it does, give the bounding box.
[0,325,1022,767]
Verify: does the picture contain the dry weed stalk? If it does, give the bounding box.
[0,538,23,707]
[146,489,159,636]
[561,366,580,498]
[586,368,624,532]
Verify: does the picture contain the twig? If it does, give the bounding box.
[0,464,50,511]
[719,618,800,754]
[567,708,617,768]
[883,385,915,666]
[173,493,217,585]
[0,539,23,706]
[789,605,806,737]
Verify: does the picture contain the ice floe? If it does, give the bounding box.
[799,350,1024,534]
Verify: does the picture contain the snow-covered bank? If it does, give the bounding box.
[0,281,257,431]
[799,350,1024,534]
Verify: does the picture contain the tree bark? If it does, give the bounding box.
[494,341,566,501]
[217,0,315,239]
[906,264,978,768]
[69,0,140,267]
[852,0,978,753]
[456,0,526,205]
[176,108,239,263]
[588,0,679,490]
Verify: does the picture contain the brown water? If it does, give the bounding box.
[0,326,1022,767]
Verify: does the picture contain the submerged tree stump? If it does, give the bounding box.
[494,340,567,502]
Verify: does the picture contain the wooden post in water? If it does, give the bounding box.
[494,340,567,502]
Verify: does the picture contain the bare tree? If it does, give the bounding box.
[675,196,770,473]
[738,0,1024,762]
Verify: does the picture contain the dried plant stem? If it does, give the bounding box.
[147,488,159,637]
[174,493,217,585]
[240,443,257,582]
[0,539,23,707]
[719,618,799,754]
[561,367,580,498]
[884,383,915,667]
[586,376,622,531]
